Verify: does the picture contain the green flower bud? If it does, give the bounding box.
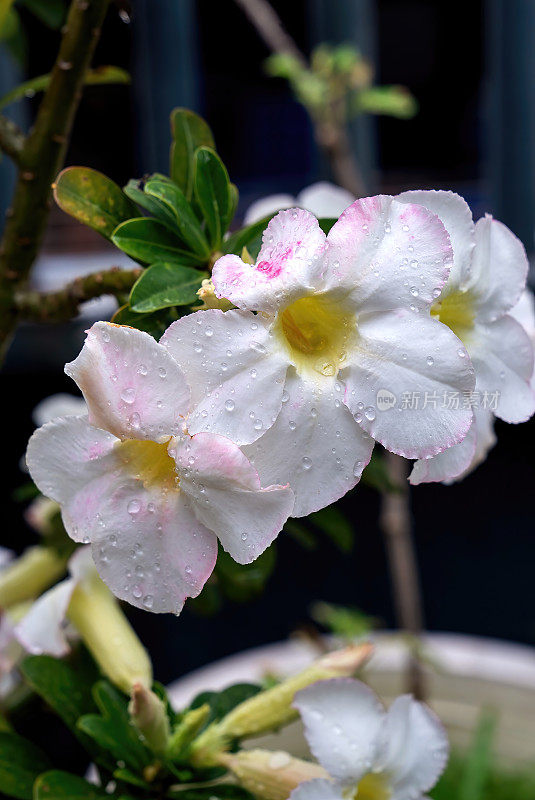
[129,684,170,757]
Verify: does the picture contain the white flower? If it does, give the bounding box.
[291,678,448,800]
[397,192,535,485]
[32,393,86,427]
[26,322,294,614]
[244,182,355,225]
[162,200,475,516]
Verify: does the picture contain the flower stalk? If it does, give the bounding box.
[0,547,66,609]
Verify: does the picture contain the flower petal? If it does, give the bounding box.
[466,215,529,321]
[65,321,190,441]
[294,678,385,786]
[175,432,294,564]
[409,415,477,485]
[15,578,76,657]
[290,780,344,800]
[376,695,449,800]
[89,481,218,614]
[509,289,535,352]
[469,315,535,423]
[342,311,475,458]
[297,181,354,218]
[26,416,119,542]
[161,309,288,445]
[396,190,475,290]
[322,196,453,313]
[32,393,87,427]
[212,209,327,312]
[244,193,295,224]
[243,370,374,517]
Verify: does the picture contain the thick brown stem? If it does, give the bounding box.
[379,452,426,700]
[15,267,141,322]
[0,0,111,361]
[315,121,367,198]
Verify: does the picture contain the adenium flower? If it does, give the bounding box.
[244,182,354,225]
[291,678,448,800]
[26,322,294,614]
[162,200,475,516]
[398,192,535,485]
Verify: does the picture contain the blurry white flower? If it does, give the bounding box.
[291,678,448,800]
[244,182,354,225]
[32,393,86,427]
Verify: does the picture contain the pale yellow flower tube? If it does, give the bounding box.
[0,547,66,609]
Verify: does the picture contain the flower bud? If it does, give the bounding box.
[196,279,234,311]
[222,749,327,800]
[166,703,210,760]
[0,547,66,609]
[129,683,170,757]
[67,570,152,694]
[190,643,372,766]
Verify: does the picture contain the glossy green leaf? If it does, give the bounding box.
[33,771,111,800]
[194,147,233,248]
[111,218,202,266]
[77,681,151,771]
[222,215,273,256]
[145,179,210,257]
[112,304,178,339]
[170,108,215,199]
[123,179,178,230]
[318,217,337,234]
[0,66,130,110]
[0,731,51,800]
[130,262,206,312]
[54,167,138,240]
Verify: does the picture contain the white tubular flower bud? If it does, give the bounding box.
[222,750,327,800]
[0,547,66,609]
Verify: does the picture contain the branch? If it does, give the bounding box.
[233,0,366,197]
[0,114,25,164]
[379,453,426,700]
[15,267,141,322]
[0,0,111,360]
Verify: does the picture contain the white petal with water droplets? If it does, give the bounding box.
[15,578,76,657]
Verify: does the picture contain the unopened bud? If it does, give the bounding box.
[190,643,372,766]
[129,684,170,756]
[0,547,66,609]
[222,749,327,800]
[166,703,210,760]
[67,570,152,694]
[196,279,234,311]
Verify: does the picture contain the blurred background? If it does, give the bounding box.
[1,0,534,688]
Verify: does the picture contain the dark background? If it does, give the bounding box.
[1,0,534,691]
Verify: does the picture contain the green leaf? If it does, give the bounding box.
[112,304,179,339]
[145,179,210,257]
[54,167,138,240]
[459,711,497,800]
[77,681,151,772]
[221,215,273,256]
[309,506,353,552]
[216,545,276,603]
[130,263,206,313]
[0,731,51,800]
[112,218,202,266]
[19,0,66,29]
[124,179,179,231]
[0,66,130,110]
[20,655,98,733]
[170,108,215,200]
[361,451,401,494]
[311,601,378,639]
[168,787,254,800]
[193,147,233,248]
[189,683,261,728]
[33,771,111,800]
[318,217,337,234]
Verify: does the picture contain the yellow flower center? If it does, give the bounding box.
[344,773,391,800]
[431,289,475,343]
[116,439,178,491]
[274,294,356,378]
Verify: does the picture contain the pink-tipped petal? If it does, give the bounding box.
[175,432,294,564]
[243,370,374,517]
[409,416,477,485]
[65,322,190,441]
[212,208,327,312]
[397,190,475,290]
[322,196,453,313]
[342,311,475,459]
[161,309,288,445]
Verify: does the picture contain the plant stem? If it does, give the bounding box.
[0,115,25,163]
[15,266,141,322]
[379,452,426,700]
[0,0,111,362]
[233,0,366,197]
